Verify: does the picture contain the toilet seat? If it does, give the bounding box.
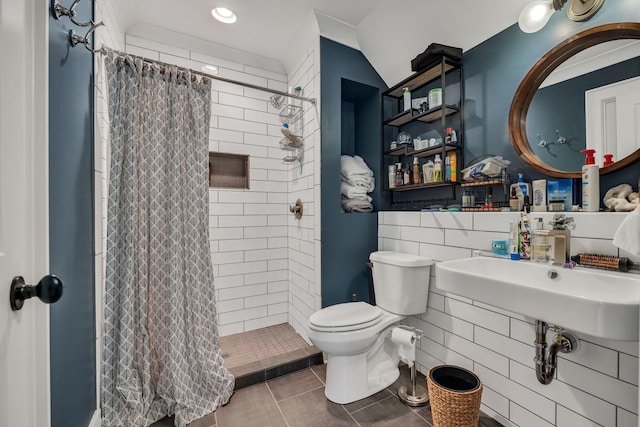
[309,302,383,332]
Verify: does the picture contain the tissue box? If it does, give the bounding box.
[547,179,572,212]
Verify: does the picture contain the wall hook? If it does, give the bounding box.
[555,130,567,145]
[52,0,92,27]
[537,134,548,148]
[69,21,105,53]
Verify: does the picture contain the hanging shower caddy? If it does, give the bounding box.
[275,87,305,170]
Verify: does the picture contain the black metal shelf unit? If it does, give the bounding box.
[382,56,464,205]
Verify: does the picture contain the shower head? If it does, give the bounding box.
[269,94,285,109]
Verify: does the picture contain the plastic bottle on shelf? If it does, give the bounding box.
[447,152,457,182]
[445,156,451,182]
[388,165,396,189]
[403,87,411,111]
[403,164,410,185]
[413,158,421,185]
[433,155,443,182]
[395,163,403,187]
[423,160,434,183]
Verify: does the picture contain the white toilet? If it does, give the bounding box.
[307,251,432,404]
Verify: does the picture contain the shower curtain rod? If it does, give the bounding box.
[99,48,317,105]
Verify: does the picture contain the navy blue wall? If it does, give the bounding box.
[49,0,96,425]
[463,4,640,199]
[321,38,389,307]
[528,57,640,171]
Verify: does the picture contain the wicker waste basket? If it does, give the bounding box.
[427,365,483,427]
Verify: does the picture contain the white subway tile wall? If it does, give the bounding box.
[94,14,320,342]
[286,35,321,344]
[379,211,639,427]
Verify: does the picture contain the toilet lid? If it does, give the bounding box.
[309,302,383,332]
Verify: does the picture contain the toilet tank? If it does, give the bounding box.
[369,251,432,315]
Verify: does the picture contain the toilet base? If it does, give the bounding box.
[323,336,401,404]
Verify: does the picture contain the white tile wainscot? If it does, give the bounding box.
[378,211,639,427]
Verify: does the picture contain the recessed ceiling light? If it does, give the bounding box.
[202,65,218,73]
[211,7,237,24]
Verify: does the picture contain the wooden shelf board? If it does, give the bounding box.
[385,144,462,158]
[392,182,454,192]
[460,179,507,187]
[387,63,456,98]
[415,106,459,123]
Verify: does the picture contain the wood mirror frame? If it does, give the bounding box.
[509,22,640,178]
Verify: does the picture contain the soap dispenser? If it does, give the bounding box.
[516,174,531,210]
[580,149,600,212]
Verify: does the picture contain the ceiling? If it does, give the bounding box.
[112,0,534,84]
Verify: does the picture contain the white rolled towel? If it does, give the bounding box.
[341,155,373,179]
[613,205,640,256]
[341,182,372,202]
[342,174,375,192]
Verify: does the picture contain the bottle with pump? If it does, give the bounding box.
[603,154,614,167]
[580,149,600,212]
[516,173,531,208]
[402,87,411,111]
[433,154,443,182]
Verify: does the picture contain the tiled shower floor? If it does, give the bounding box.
[220,324,314,371]
[219,323,322,386]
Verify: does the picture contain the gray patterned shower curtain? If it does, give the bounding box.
[101,51,234,427]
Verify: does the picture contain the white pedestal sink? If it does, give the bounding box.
[435,257,640,341]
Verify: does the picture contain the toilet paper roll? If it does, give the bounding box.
[391,327,416,364]
[391,327,416,346]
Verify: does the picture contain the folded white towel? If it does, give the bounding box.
[341,182,372,202]
[342,174,375,192]
[341,195,373,213]
[613,205,640,256]
[341,155,374,179]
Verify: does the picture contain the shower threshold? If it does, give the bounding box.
[220,323,322,390]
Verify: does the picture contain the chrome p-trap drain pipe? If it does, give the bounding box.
[534,320,579,385]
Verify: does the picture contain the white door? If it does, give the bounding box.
[0,1,50,427]
[585,75,640,166]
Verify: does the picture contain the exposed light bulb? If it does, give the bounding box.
[518,0,556,33]
[211,7,237,24]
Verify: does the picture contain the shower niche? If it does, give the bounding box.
[208,152,250,189]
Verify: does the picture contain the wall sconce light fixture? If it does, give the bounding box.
[518,0,605,33]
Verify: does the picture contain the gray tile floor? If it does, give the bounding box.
[152,364,503,427]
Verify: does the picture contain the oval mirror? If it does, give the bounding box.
[509,22,640,178]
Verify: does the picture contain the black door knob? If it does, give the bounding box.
[10,275,64,311]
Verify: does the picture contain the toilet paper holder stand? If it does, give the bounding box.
[393,326,429,407]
